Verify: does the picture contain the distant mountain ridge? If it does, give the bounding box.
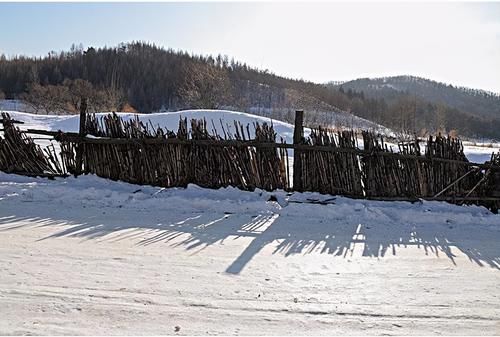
[331,75,500,120]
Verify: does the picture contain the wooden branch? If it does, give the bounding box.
[0,171,69,178]
[0,119,24,124]
[432,168,478,199]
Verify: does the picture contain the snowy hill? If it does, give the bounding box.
[4,110,300,143]
[3,109,395,144]
[4,109,498,163]
[245,106,393,135]
[335,75,500,120]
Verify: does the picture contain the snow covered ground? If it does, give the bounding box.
[0,172,499,335]
[1,110,500,334]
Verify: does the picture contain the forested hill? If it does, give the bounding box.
[1,42,499,139]
[0,42,343,116]
[334,76,500,120]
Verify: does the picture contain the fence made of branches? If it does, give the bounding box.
[1,111,500,211]
[0,112,65,177]
[296,127,486,202]
[61,113,289,191]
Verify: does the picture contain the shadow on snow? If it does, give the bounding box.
[1,199,499,274]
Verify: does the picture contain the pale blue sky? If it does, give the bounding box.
[1,2,500,93]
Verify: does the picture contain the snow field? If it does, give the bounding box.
[0,173,499,334]
[1,109,500,334]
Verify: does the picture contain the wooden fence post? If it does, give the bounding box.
[293,110,304,192]
[74,97,87,176]
[78,97,87,136]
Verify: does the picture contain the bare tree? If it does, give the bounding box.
[22,83,69,114]
[23,79,126,115]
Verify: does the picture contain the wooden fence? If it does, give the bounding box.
[298,127,489,200]
[1,110,500,211]
[0,113,65,177]
[58,113,290,191]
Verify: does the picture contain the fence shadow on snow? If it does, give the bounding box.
[1,197,499,273]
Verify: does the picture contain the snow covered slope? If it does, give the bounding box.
[4,110,302,144]
[5,110,499,163]
[245,106,394,135]
[0,173,499,334]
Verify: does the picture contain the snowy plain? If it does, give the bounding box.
[1,110,500,335]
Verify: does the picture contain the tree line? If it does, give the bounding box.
[0,42,499,139]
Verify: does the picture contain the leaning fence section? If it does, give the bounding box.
[0,112,65,177]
